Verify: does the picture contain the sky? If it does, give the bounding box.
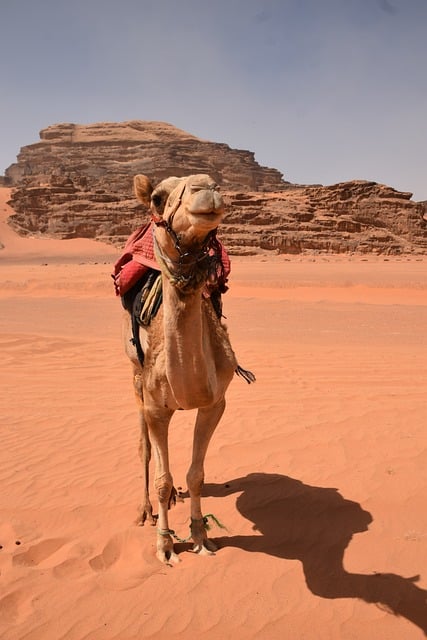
[0,0,426,200]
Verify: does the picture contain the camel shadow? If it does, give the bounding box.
[204,473,427,635]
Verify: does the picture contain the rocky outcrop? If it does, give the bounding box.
[221,181,427,255]
[6,120,286,192]
[4,121,427,254]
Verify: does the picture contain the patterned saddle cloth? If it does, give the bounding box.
[112,222,230,298]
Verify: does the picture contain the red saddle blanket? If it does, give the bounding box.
[112,223,230,297]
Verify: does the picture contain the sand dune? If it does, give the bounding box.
[1,187,427,639]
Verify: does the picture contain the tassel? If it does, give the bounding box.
[235,364,256,384]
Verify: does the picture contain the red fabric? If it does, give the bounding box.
[112,224,158,296]
[112,223,231,297]
[123,223,158,269]
[114,260,149,295]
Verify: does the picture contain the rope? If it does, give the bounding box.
[139,273,162,325]
[157,513,228,543]
[153,235,215,293]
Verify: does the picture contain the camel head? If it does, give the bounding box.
[134,174,225,246]
[134,174,226,292]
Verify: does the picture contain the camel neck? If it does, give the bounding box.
[162,278,217,409]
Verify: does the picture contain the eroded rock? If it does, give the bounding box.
[4,121,427,255]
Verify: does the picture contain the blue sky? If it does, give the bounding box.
[1,0,426,199]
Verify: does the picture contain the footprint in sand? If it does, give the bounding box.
[12,537,97,581]
[12,537,68,568]
[89,529,158,589]
[52,541,95,579]
[53,556,94,580]
[89,536,122,572]
[0,589,34,624]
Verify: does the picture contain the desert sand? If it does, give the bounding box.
[1,186,426,639]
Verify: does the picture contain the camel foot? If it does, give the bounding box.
[156,531,180,565]
[192,538,217,555]
[156,548,181,565]
[190,518,218,555]
[136,504,157,526]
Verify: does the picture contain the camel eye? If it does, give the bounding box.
[152,194,162,207]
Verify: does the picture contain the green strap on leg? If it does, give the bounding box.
[202,513,228,532]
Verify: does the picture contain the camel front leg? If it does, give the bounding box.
[144,404,179,564]
[187,398,226,555]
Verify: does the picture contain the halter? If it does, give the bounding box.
[151,180,223,293]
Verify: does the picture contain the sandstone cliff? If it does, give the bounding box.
[222,181,427,255]
[6,120,285,192]
[4,120,427,255]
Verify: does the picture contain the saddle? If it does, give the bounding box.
[121,269,161,366]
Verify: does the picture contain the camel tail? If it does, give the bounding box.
[235,364,256,384]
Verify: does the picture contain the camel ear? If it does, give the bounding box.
[134,175,153,206]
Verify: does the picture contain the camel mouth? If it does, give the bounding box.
[188,210,224,228]
[190,208,223,216]
[194,210,220,218]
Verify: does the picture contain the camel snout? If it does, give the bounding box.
[187,189,224,216]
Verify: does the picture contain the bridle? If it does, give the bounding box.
[151,181,223,293]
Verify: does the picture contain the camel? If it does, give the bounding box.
[123,173,244,564]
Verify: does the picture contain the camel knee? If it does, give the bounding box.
[155,472,174,504]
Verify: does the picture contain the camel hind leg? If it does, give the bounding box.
[133,372,156,526]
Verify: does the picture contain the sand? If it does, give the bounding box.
[1,187,426,639]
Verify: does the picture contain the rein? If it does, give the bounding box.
[151,182,223,293]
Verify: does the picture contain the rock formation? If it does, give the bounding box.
[221,181,427,255]
[4,120,427,254]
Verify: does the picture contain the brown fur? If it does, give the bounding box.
[124,174,237,563]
